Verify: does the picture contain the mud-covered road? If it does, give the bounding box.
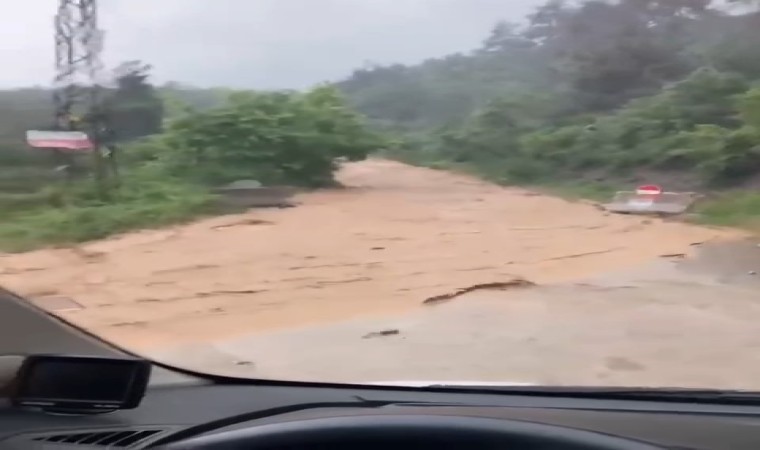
[3,159,760,388]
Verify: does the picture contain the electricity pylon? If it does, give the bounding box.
[53,0,114,191]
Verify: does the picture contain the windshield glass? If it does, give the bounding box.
[1,0,760,390]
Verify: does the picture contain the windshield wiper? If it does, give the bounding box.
[423,385,760,405]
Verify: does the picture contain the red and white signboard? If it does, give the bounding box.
[628,184,663,209]
[26,130,93,151]
[635,184,663,196]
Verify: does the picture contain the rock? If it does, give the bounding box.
[362,329,400,339]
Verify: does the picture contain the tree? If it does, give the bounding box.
[525,0,709,110]
[157,86,385,187]
[107,61,164,142]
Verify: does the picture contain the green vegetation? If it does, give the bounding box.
[0,175,213,252]
[4,0,760,250]
[0,71,383,250]
[695,192,760,228]
[148,87,382,187]
[338,0,760,226]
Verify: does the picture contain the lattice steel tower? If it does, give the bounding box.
[53,0,112,186]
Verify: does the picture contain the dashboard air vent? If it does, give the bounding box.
[31,429,164,447]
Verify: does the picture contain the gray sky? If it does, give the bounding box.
[4,0,542,89]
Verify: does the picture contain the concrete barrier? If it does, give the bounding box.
[212,181,299,209]
[604,191,699,215]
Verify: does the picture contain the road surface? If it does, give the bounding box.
[1,159,758,388]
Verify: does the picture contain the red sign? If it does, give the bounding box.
[627,184,663,209]
[635,184,662,196]
[26,130,93,151]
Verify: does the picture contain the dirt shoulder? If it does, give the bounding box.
[0,159,745,360]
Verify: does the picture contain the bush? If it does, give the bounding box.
[155,86,386,187]
[0,172,214,252]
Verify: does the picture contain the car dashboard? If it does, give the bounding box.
[2,375,760,449]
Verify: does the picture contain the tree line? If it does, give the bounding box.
[2,0,760,249]
[338,0,760,190]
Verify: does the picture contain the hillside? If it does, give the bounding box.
[335,0,760,217]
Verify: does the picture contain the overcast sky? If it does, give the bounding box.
[3,0,542,89]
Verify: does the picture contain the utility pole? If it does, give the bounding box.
[53,0,114,194]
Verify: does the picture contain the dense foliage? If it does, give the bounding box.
[0,67,382,249]
[146,87,382,187]
[339,0,760,192]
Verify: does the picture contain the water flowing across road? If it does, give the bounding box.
[2,159,758,388]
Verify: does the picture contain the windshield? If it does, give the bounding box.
[1,0,760,390]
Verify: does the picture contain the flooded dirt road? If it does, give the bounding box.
[1,159,758,387]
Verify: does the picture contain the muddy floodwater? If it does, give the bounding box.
[2,159,759,388]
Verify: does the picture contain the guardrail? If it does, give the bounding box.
[603,191,699,215]
[212,185,299,209]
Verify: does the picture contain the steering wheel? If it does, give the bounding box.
[162,414,665,449]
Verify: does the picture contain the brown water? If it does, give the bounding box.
[0,159,750,387]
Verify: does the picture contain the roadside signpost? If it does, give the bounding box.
[603,184,698,215]
[25,130,94,151]
[627,184,662,210]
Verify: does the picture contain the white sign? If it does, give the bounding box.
[26,130,93,151]
[628,198,654,209]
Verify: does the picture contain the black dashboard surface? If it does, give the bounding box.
[2,378,760,449]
